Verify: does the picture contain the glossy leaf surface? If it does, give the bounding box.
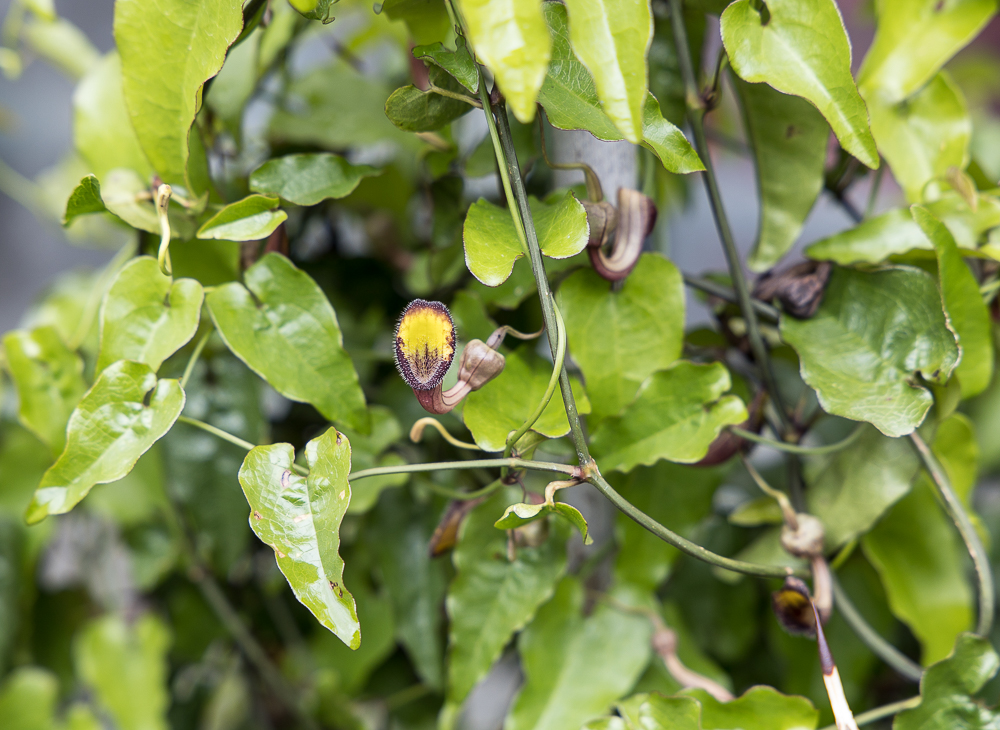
[196,195,287,241]
[495,500,592,544]
[249,154,379,206]
[384,69,475,132]
[26,361,184,524]
[206,253,368,430]
[413,38,479,93]
[239,428,360,648]
[781,266,959,437]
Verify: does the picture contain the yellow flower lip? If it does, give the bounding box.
[394,299,456,391]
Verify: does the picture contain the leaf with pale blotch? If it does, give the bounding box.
[249,154,380,206]
[734,78,828,272]
[2,326,87,455]
[495,500,592,544]
[456,0,551,122]
[463,192,589,287]
[806,193,1000,265]
[413,37,479,94]
[721,0,878,169]
[867,72,971,204]
[561,0,653,143]
[206,254,368,431]
[26,361,184,524]
[539,3,702,173]
[97,256,204,374]
[197,195,286,241]
[558,253,684,423]
[914,205,993,398]
[781,267,959,437]
[63,175,107,227]
[857,0,997,104]
[590,361,747,473]
[114,0,242,191]
[239,428,360,648]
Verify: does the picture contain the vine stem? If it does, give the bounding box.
[180,328,213,390]
[683,273,779,321]
[910,432,994,637]
[668,0,793,437]
[729,423,864,456]
[818,696,921,730]
[349,458,581,481]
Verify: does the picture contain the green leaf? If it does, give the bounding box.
[463,348,591,451]
[443,487,568,718]
[114,0,243,191]
[895,633,1000,730]
[867,72,971,204]
[381,0,450,44]
[806,193,1000,265]
[96,256,204,374]
[590,361,747,472]
[73,52,154,181]
[505,578,652,730]
[463,192,589,286]
[733,78,829,272]
[495,500,593,545]
[558,253,684,422]
[2,326,86,455]
[856,0,997,104]
[806,425,920,548]
[385,67,475,132]
[456,0,551,122]
[413,37,479,94]
[62,175,107,227]
[720,0,879,169]
[0,667,59,730]
[561,0,653,143]
[75,614,170,730]
[196,195,287,241]
[913,205,993,398]
[99,168,197,239]
[539,3,703,173]
[239,427,360,648]
[638,686,818,730]
[288,0,334,21]
[339,406,407,514]
[249,154,380,206]
[206,253,368,430]
[25,360,184,524]
[780,266,959,437]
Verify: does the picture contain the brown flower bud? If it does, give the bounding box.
[780,513,825,560]
[753,260,832,319]
[587,188,657,282]
[455,339,505,391]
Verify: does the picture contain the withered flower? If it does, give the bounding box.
[586,188,657,282]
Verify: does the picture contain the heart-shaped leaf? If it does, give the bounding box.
[206,253,368,431]
[238,427,360,648]
[590,361,747,472]
[63,174,107,227]
[197,195,286,241]
[96,256,204,373]
[495,500,592,544]
[385,66,475,132]
[781,266,959,437]
[463,192,589,287]
[26,360,185,524]
[249,154,380,206]
[721,0,878,168]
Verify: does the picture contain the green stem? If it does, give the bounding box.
[180,328,212,390]
[178,415,257,452]
[729,424,864,456]
[831,575,923,682]
[422,478,504,501]
[683,274,779,321]
[478,72,528,255]
[350,458,581,481]
[818,696,921,730]
[669,0,793,436]
[910,432,994,637]
[428,82,482,107]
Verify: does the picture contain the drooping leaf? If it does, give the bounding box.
[720,0,879,169]
[443,488,568,721]
[2,326,86,455]
[114,0,243,191]
[456,0,551,122]
[867,72,971,204]
[288,0,334,21]
[805,193,1000,264]
[780,266,960,437]
[914,205,993,398]
[0,667,59,730]
[206,253,368,431]
[239,428,360,648]
[63,175,108,227]
[463,348,591,451]
[590,361,747,472]
[558,253,684,422]
[196,195,286,241]
[638,686,818,730]
[385,67,475,132]
[856,0,997,104]
[495,500,592,545]
[413,37,479,94]
[505,578,653,730]
[539,3,703,173]
[96,256,203,374]
[249,154,380,206]
[733,78,829,272]
[25,361,184,524]
[75,614,171,730]
[806,425,920,549]
[560,0,653,143]
[895,633,1000,730]
[463,192,589,287]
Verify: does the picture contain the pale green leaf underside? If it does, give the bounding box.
[495,500,592,544]
[197,194,287,241]
[249,154,380,206]
[238,428,360,648]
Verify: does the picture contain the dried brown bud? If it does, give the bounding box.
[455,339,505,391]
[753,260,832,319]
[780,513,825,559]
[587,188,657,282]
